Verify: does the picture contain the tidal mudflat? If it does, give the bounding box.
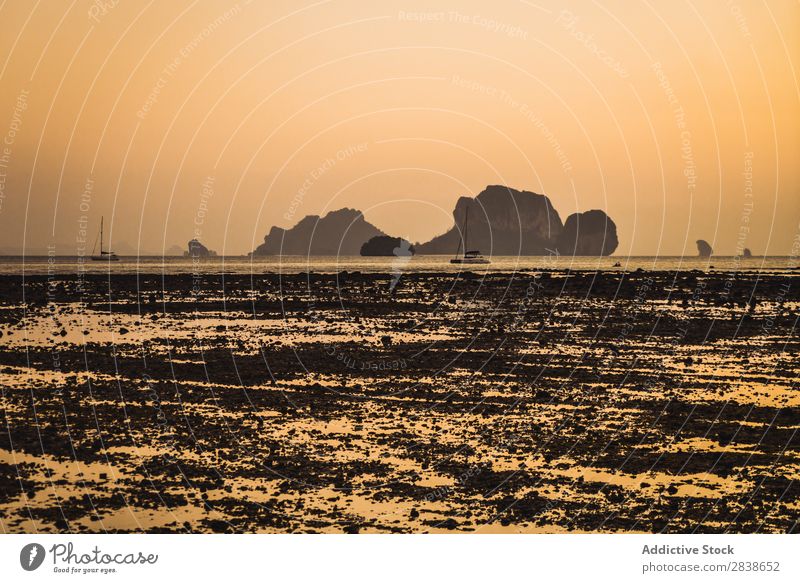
[0,268,798,533]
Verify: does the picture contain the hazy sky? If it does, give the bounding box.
[0,0,797,255]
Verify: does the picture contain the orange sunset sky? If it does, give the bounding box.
[0,0,798,256]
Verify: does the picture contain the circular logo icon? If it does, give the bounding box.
[20,543,46,571]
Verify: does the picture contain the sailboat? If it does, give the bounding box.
[90,217,119,261]
[450,206,489,264]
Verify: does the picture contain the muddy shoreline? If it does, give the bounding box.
[1,269,798,533]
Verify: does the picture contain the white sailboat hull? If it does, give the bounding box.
[450,258,490,264]
[90,255,119,261]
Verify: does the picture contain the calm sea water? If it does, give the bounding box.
[0,255,796,275]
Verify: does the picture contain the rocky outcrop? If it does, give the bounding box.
[742,248,752,258]
[557,210,619,256]
[252,208,384,256]
[415,185,563,255]
[252,185,620,258]
[696,240,713,257]
[361,236,415,256]
[186,239,216,257]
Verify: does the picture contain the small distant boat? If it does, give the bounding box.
[450,206,490,265]
[90,217,119,261]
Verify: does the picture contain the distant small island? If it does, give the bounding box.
[185,239,217,258]
[360,236,415,257]
[697,239,713,258]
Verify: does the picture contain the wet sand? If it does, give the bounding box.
[0,268,798,533]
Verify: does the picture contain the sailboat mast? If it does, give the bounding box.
[100,217,103,254]
[464,206,469,252]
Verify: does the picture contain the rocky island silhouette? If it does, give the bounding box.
[252,185,619,257]
[360,236,415,257]
[696,239,713,257]
[251,208,384,256]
